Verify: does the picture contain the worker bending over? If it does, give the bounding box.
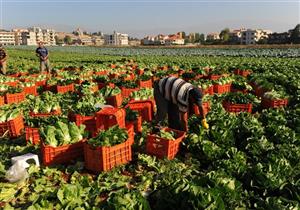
[154,76,209,131]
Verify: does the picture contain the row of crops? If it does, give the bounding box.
[0,49,299,209]
[7,45,300,58]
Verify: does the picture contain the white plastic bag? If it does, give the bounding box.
[5,161,29,183]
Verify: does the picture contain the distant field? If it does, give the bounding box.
[6,45,300,58]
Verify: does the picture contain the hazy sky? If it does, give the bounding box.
[1,0,299,38]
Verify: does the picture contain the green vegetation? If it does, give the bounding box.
[0,48,299,209]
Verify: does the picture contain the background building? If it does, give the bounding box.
[12,29,28,45]
[240,29,272,45]
[21,27,56,46]
[206,33,220,41]
[21,31,37,45]
[142,33,184,45]
[228,29,245,44]
[92,36,105,46]
[104,31,129,46]
[0,30,16,45]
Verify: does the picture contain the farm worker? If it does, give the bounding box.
[0,44,8,75]
[154,76,209,131]
[36,41,51,73]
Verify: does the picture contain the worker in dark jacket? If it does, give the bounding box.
[0,44,8,75]
[154,76,209,131]
[36,41,50,73]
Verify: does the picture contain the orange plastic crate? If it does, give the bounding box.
[84,136,133,173]
[69,113,96,135]
[56,83,75,93]
[121,87,140,98]
[29,109,61,117]
[4,81,19,87]
[208,74,222,80]
[222,101,253,113]
[136,69,144,75]
[41,140,85,166]
[0,115,24,138]
[189,102,210,117]
[146,128,186,160]
[25,127,40,145]
[94,70,108,76]
[202,86,214,95]
[105,93,123,107]
[261,98,288,108]
[126,123,134,144]
[231,88,248,94]
[8,73,20,78]
[234,69,251,77]
[5,91,26,104]
[123,73,135,81]
[137,79,153,88]
[126,116,142,133]
[125,100,155,122]
[23,85,38,96]
[213,83,231,94]
[35,80,47,87]
[96,108,126,131]
[0,96,4,106]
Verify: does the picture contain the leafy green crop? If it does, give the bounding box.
[88,125,128,147]
[40,121,86,147]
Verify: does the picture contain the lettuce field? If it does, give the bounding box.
[0,47,299,210]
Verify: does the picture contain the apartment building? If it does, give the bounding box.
[142,34,184,45]
[228,29,245,44]
[104,31,129,46]
[74,35,93,45]
[0,31,16,45]
[240,29,272,45]
[92,36,105,46]
[12,29,28,45]
[21,27,56,46]
[142,36,155,45]
[42,29,56,45]
[206,33,220,41]
[21,31,37,45]
[165,34,185,45]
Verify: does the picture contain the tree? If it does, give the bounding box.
[219,28,230,43]
[290,24,300,44]
[194,33,200,43]
[257,38,268,44]
[64,35,73,45]
[199,34,205,43]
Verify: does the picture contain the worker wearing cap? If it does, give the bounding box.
[36,42,51,73]
[154,76,209,131]
[0,44,8,75]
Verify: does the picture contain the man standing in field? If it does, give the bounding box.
[36,41,51,73]
[0,44,8,75]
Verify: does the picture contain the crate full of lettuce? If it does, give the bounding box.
[0,108,24,137]
[84,125,134,173]
[146,128,186,160]
[40,121,87,166]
